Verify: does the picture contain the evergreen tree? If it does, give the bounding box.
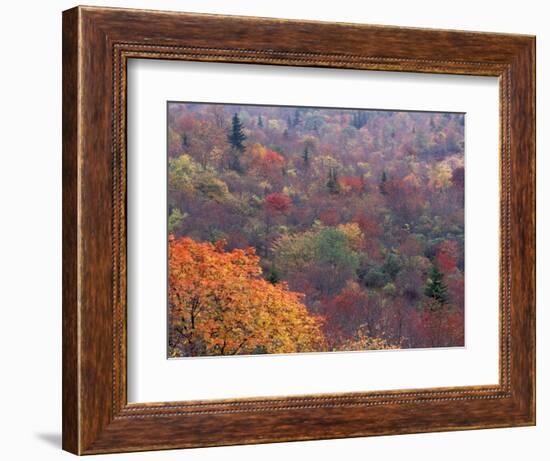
[228,113,246,151]
[257,115,263,127]
[181,133,189,149]
[424,265,449,305]
[266,267,281,284]
[379,170,388,195]
[351,111,368,129]
[326,167,340,194]
[227,113,246,172]
[302,146,310,167]
[293,109,301,128]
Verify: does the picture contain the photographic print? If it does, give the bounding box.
[167,102,465,358]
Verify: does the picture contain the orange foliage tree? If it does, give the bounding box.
[168,235,326,357]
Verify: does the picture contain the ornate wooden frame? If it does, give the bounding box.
[62,5,536,455]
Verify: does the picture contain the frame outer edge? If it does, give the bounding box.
[63,6,536,454]
[62,6,81,455]
[503,36,536,424]
[531,36,537,425]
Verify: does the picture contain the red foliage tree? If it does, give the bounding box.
[382,176,424,222]
[352,212,384,262]
[339,175,364,194]
[353,213,382,238]
[249,145,286,178]
[435,240,459,274]
[409,301,464,348]
[320,282,369,348]
[265,149,285,165]
[175,113,196,132]
[265,192,292,214]
[447,273,465,308]
[319,208,340,226]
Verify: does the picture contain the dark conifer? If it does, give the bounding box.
[327,167,340,194]
[379,170,388,195]
[302,146,310,167]
[293,109,301,127]
[228,113,246,152]
[181,133,189,149]
[424,265,449,305]
[227,113,246,172]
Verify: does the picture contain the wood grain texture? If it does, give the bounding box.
[62,5,536,455]
[62,7,79,454]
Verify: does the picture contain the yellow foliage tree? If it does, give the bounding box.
[336,222,364,251]
[339,324,400,351]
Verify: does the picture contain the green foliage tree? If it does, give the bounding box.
[424,264,449,305]
[363,268,389,288]
[272,224,361,296]
[314,227,360,273]
[168,154,200,193]
[382,252,403,280]
[194,176,230,202]
[168,207,185,233]
[168,153,231,204]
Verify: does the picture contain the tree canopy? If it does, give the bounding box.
[167,102,465,355]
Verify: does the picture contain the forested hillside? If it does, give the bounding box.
[167,102,465,357]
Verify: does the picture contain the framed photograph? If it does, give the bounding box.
[62,6,535,455]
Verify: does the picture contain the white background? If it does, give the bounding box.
[128,60,499,402]
[0,0,546,460]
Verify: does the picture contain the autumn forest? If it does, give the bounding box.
[167,102,465,358]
